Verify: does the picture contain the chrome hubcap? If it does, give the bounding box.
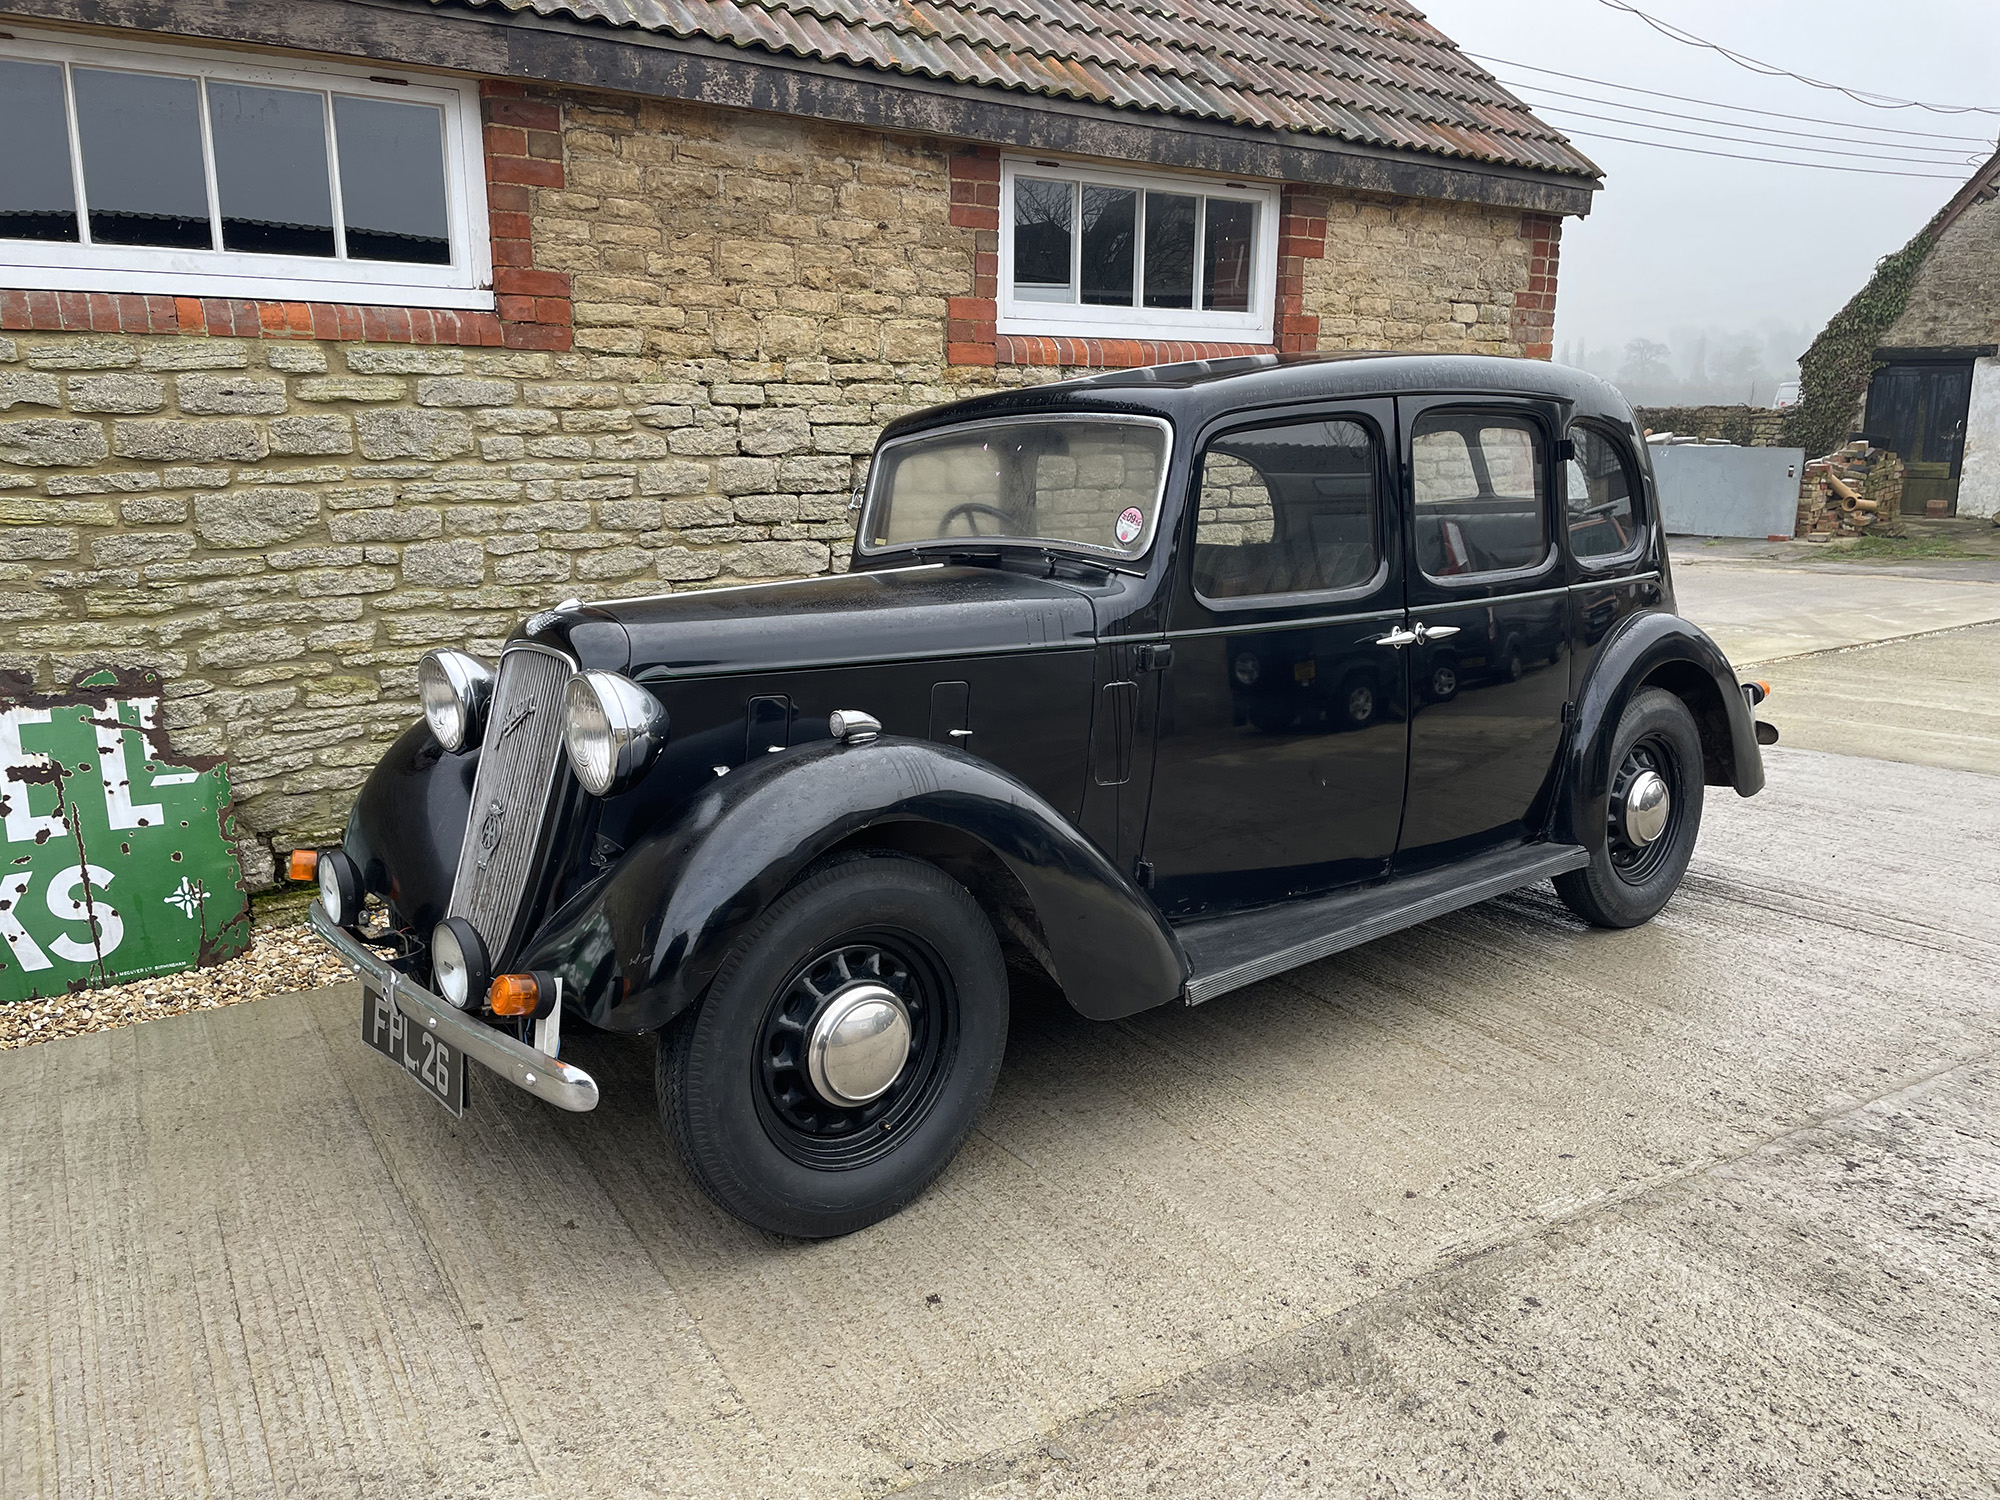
[1619,769,1671,847]
[805,983,913,1106]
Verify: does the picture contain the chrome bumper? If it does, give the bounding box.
[308,900,600,1113]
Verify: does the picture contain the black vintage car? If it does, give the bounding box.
[308,353,1771,1237]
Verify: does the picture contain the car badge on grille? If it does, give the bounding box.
[498,701,537,741]
[475,799,506,870]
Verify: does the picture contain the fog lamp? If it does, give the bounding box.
[431,916,490,1011]
[317,849,363,930]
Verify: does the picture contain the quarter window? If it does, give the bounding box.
[1411,413,1550,579]
[1193,420,1381,601]
[1564,426,1643,560]
[0,30,489,308]
[1000,159,1278,343]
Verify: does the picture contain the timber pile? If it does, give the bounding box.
[1796,440,1906,539]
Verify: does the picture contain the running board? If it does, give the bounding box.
[1177,842,1591,1006]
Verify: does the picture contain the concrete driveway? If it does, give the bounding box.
[6,560,1999,1499]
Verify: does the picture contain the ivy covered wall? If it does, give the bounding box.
[1783,225,1938,462]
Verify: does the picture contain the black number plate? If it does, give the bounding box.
[361,978,466,1116]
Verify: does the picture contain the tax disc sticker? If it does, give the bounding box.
[1115,507,1145,545]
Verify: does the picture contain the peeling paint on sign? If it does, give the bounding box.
[1,669,249,1003]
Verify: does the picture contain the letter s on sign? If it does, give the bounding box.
[45,863,123,963]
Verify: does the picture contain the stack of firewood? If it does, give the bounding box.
[1796,440,1906,539]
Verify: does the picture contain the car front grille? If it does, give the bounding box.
[445,645,574,969]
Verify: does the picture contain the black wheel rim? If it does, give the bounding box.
[753,931,958,1170]
[1608,731,1684,885]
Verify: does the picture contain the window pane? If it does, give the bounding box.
[207,82,335,258]
[1566,426,1639,559]
[869,419,1164,556]
[1411,414,1547,578]
[1202,198,1254,312]
[1142,191,1195,309]
[1079,185,1135,306]
[1193,420,1379,598]
[1013,176,1074,302]
[72,68,211,250]
[0,60,79,243]
[334,96,450,264]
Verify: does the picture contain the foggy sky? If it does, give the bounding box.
[1416,0,2000,365]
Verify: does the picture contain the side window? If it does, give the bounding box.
[1192,419,1380,601]
[1564,425,1642,561]
[1410,413,1549,579]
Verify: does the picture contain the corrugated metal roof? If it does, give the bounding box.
[442,0,1602,181]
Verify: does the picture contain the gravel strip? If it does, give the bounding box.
[0,924,355,1052]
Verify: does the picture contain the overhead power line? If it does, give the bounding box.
[1493,77,1995,155]
[1468,53,1999,144]
[1523,102,1989,167]
[1592,0,2000,116]
[1553,127,1974,179]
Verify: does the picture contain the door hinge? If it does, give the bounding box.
[1561,700,1578,725]
[1133,859,1156,889]
[1135,642,1175,672]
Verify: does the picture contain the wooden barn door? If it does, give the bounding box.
[1865,359,1974,516]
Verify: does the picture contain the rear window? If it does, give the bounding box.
[864,417,1167,558]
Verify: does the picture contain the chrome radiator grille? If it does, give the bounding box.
[445,646,573,967]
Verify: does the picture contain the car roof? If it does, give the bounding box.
[878,352,1640,445]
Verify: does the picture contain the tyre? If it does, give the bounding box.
[1554,687,1704,929]
[657,851,1007,1237]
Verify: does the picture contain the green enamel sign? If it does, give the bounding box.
[1,674,249,1003]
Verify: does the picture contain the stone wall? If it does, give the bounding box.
[1882,193,2000,349]
[1632,405,1789,447]
[1,80,1560,888]
[1308,198,1554,356]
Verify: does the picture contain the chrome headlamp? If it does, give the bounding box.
[418,650,494,752]
[561,670,668,797]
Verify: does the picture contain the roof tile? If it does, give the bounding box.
[441,0,1600,180]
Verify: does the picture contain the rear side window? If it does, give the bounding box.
[1411,413,1548,578]
[1192,418,1380,600]
[1564,425,1642,560]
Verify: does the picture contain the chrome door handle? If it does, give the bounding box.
[1415,623,1460,642]
[1374,627,1419,648]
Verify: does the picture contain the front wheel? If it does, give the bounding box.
[1554,687,1704,929]
[657,851,1007,1237]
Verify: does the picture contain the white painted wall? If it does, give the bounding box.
[1956,356,2000,519]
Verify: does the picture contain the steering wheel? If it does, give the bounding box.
[938,502,1017,537]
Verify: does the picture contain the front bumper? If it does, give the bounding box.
[309,900,601,1113]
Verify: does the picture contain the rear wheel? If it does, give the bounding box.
[1555,687,1704,928]
[657,852,1007,1237]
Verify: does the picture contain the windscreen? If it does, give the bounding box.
[865,419,1166,557]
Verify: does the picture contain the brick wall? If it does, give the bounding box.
[0,81,1560,886]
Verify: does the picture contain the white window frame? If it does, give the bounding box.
[997,157,1280,344]
[0,26,493,310]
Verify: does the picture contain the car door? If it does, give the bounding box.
[1395,398,1570,872]
[1140,400,1409,917]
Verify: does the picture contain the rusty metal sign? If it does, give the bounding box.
[1,669,249,1003]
